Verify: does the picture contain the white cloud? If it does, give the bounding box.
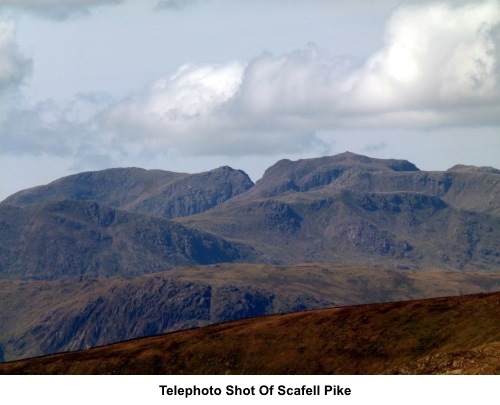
[0,19,31,94]
[135,62,244,119]
[3,1,500,163]
[237,0,500,125]
[0,0,124,19]
[102,61,249,153]
[0,0,202,19]
[102,1,500,156]
[235,45,351,117]
[340,1,500,113]
[101,47,349,155]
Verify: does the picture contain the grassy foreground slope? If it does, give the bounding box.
[1,291,499,375]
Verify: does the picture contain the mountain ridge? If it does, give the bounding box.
[1,152,499,364]
[1,165,254,219]
[1,152,499,278]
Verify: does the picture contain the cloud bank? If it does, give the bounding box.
[0,0,124,19]
[337,1,500,126]
[2,1,499,163]
[101,1,500,156]
[0,0,199,19]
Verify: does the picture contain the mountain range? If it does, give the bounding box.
[0,152,499,365]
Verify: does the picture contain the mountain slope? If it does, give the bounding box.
[181,190,500,270]
[1,152,498,280]
[180,153,500,271]
[1,263,499,362]
[0,152,499,364]
[0,200,254,280]
[1,166,254,219]
[2,291,499,374]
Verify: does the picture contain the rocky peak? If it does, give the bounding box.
[252,152,420,197]
[329,152,420,172]
[1,166,254,219]
[447,165,500,175]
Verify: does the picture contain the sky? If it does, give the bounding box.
[0,0,499,200]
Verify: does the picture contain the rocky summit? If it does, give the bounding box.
[180,152,500,271]
[2,166,254,219]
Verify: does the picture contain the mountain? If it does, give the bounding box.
[3,153,498,274]
[0,199,254,280]
[1,263,499,362]
[1,166,254,219]
[180,152,500,271]
[0,152,499,364]
[240,152,419,199]
[2,291,499,374]
[239,152,499,215]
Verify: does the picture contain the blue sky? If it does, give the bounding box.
[0,0,499,200]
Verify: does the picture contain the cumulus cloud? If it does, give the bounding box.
[235,46,352,117]
[0,0,201,18]
[102,61,251,154]
[339,1,500,117]
[3,0,500,162]
[101,1,500,156]
[0,0,124,19]
[102,47,349,155]
[0,20,31,95]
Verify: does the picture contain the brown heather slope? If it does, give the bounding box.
[1,291,499,375]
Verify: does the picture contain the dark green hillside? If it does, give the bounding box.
[3,152,499,272]
[237,152,499,216]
